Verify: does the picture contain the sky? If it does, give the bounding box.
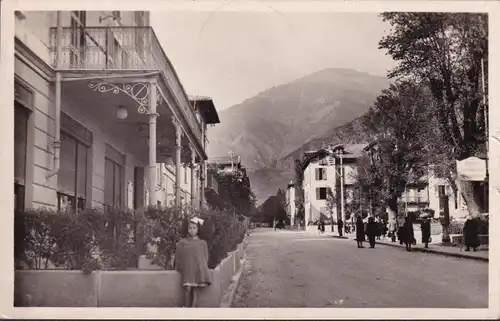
[151,11,397,111]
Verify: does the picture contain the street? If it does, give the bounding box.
[233,229,488,308]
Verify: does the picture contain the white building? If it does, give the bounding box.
[285,181,296,226]
[297,143,462,233]
[13,10,219,213]
[300,144,367,231]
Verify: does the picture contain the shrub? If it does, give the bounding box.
[15,205,247,272]
[15,207,139,272]
[142,206,247,270]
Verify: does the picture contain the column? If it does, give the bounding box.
[173,117,183,207]
[148,79,158,206]
[200,161,206,209]
[190,144,197,210]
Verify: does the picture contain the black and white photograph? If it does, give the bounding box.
[1,0,498,319]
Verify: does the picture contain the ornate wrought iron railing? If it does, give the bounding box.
[49,26,202,143]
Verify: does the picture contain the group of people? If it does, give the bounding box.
[354,216,390,248]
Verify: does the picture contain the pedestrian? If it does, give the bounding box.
[376,220,383,240]
[420,217,431,249]
[175,217,211,308]
[320,219,325,233]
[355,216,366,248]
[402,216,415,252]
[382,221,388,239]
[273,219,277,231]
[463,216,480,252]
[366,217,378,248]
[337,218,344,237]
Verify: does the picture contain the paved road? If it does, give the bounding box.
[233,229,488,308]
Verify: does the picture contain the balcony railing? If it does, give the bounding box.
[49,26,202,143]
[400,196,429,204]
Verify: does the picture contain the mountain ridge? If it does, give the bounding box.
[208,68,390,201]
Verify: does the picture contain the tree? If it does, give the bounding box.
[293,159,305,225]
[356,80,433,224]
[379,13,488,216]
[216,168,256,215]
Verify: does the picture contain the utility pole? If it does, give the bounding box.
[229,148,235,172]
[337,150,345,222]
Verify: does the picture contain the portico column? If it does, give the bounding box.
[148,79,158,206]
[190,144,197,210]
[173,117,183,207]
[200,161,206,209]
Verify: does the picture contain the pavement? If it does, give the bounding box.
[232,228,488,308]
[318,231,489,261]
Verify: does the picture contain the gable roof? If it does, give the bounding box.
[300,143,369,172]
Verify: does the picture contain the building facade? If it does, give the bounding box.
[297,143,462,231]
[285,181,296,226]
[14,10,219,213]
[300,144,367,228]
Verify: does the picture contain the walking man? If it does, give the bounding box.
[337,218,344,237]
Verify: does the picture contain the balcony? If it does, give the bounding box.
[49,26,202,144]
[400,196,429,204]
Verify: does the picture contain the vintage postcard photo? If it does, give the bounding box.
[0,0,498,319]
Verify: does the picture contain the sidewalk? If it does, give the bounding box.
[322,233,489,262]
[375,238,488,262]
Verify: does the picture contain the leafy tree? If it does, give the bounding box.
[293,159,305,225]
[356,80,433,223]
[379,12,488,216]
[215,167,256,215]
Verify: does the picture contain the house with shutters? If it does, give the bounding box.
[299,144,367,229]
[297,142,462,232]
[13,10,220,213]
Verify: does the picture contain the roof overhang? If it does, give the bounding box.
[189,95,220,125]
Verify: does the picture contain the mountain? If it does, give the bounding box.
[207,68,390,202]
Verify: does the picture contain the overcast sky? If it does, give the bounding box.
[151,11,396,111]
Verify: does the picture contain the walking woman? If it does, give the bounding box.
[420,217,431,249]
[366,217,378,248]
[463,216,480,252]
[355,216,366,248]
[402,216,415,252]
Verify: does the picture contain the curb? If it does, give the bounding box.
[219,258,246,307]
[375,241,489,262]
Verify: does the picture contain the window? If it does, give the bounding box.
[14,102,29,211]
[57,132,88,212]
[316,187,327,200]
[315,168,327,181]
[134,11,146,60]
[104,144,125,209]
[438,185,446,197]
[70,11,87,67]
[184,165,188,184]
[319,156,328,166]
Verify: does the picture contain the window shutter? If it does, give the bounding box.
[104,158,114,206]
[323,168,327,180]
[58,133,77,195]
[114,163,122,208]
[76,143,87,198]
[315,168,319,180]
[14,104,29,184]
[434,185,439,197]
[316,188,320,200]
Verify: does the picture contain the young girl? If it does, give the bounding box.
[174,217,211,307]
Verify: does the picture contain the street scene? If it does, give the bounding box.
[7,1,493,315]
[233,229,488,308]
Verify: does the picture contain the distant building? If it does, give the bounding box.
[285,181,296,226]
[298,144,367,230]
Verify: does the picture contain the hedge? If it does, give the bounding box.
[14,206,247,273]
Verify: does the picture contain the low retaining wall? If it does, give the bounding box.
[15,243,245,307]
